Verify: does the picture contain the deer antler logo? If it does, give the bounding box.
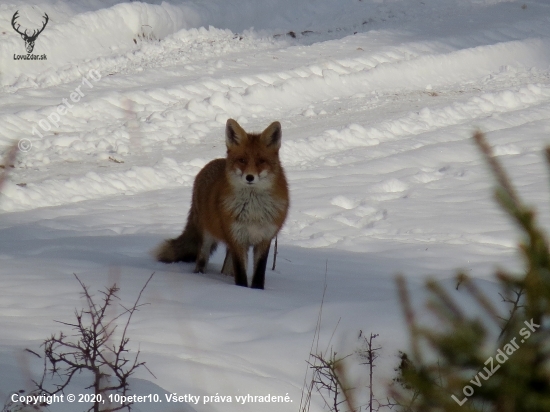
[11,11,49,54]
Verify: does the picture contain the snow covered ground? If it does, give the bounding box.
[1,0,550,411]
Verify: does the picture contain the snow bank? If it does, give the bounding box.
[0,2,202,87]
[0,157,206,212]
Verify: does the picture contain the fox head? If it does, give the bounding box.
[225,119,282,189]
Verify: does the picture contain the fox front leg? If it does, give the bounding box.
[229,245,248,287]
[221,249,233,276]
[251,240,271,290]
[221,249,246,277]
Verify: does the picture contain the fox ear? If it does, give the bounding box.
[261,121,282,149]
[226,119,247,148]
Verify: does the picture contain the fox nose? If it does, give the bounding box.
[246,174,255,183]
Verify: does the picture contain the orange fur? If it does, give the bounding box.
[155,119,289,289]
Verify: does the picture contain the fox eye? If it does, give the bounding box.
[238,158,247,164]
[258,158,266,165]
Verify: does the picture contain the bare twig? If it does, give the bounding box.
[271,236,278,270]
[300,262,329,412]
[32,273,155,412]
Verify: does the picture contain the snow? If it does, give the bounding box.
[1,0,550,411]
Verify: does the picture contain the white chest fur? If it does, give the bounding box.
[224,187,285,246]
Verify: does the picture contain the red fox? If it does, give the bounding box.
[155,119,289,289]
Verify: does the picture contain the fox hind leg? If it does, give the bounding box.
[194,233,217,273]
[221,249,233,276]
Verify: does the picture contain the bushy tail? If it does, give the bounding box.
[154,210,201,263]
